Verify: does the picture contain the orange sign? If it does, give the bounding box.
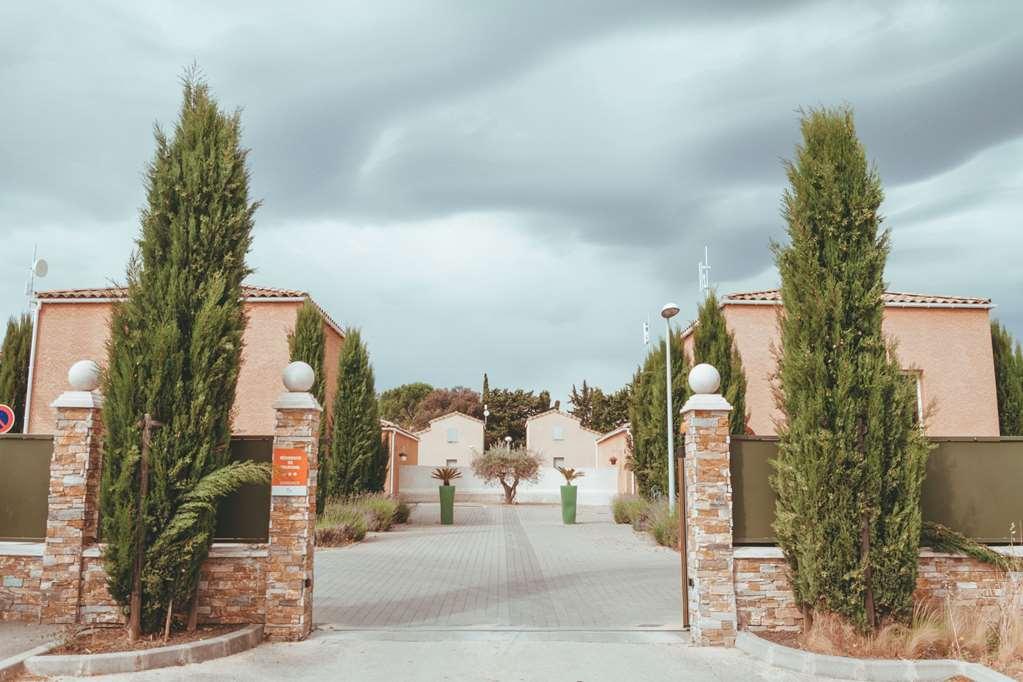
[272,447,308,490]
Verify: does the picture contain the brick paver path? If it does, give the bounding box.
[314,504,682,628]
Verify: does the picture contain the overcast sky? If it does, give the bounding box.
[2,1,1021,403]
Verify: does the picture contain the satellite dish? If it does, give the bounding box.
[32,259,48,278]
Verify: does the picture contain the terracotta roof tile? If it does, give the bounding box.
[36,285,306,300]
[723,289,991,307]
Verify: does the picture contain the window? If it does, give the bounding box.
[553,457,565,468]
[552,425,564,441]
[901,370,924,426]
[446,459,458,467]
[446,428,459,443]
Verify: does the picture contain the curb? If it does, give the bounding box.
[0,639,60,682]
[736,631,1013,682]
[23,624,262,677]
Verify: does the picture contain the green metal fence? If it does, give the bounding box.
[0,434,53,541]
[731,436,1023,545]
[214,436,272,543]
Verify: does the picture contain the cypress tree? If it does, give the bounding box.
[99,75,269,634]
[328,328,386,497]
[770,107,930,630]
[626,332,688,497]
[288,299,328,510]
[991,321,1023,436]
[0,314,33,433]
[692,291,748,434]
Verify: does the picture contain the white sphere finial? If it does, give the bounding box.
[68,360,101,391]
[283,361,315,392]
[688,363,721,395]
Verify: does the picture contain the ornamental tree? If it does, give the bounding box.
[626,332,688,498]
[99,75,268,634]
[470,445,542,504]
[991,321,1023,436]
[327,328,386,498]
[0,314,33,433]
[692,291,748,434]
[288,299,328,511]
[378,382,434,430]
[770,107,930,630]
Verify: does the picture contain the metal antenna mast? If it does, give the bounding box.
[698,245,711,294]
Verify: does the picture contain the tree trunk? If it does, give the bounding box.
[861,512,876,629]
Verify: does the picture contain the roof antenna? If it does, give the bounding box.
[25,244,48,310]
[698,245,710,295]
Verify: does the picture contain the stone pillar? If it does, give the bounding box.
[40,360,104,624]
[264,362,321,641]
[681,363,738,646]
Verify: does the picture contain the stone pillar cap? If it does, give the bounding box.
[53,359,103,409]
[681,363,732,413]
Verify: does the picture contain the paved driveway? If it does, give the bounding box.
[315,503,683,629]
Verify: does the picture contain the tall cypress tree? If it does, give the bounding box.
[328,328,385,497]
[770,107,929,630]
[626,332,688,497]
[991,321,1023,436]
[100,75,268,634]
[0,314,33,433]
[288,299,328,510]
[692,291,748,434]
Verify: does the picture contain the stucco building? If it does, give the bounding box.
[595,423,636,495]
[381,419,419,496]
[525,409,602,470]
[24,286,344,435]
[414,411,484,467]
[680,289,999,437]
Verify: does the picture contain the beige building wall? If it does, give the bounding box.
[596,428,635,495]
[415,412,484,467]
[691,302,999,438]
[525,410,600,470]
[27,298,344,436]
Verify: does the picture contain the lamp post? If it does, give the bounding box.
[661,302,681,511]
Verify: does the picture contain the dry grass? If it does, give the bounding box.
[793,576,1023,678]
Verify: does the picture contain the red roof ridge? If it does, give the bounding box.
[723,288,992,307]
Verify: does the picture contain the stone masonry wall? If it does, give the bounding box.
[0,554,42,622]
[734,553,1020,633]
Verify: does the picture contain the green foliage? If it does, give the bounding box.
[328,328,386,498]
[990,321,1023,436]
[315,503,367,546]
[647,501,679,549]
[288,300,328,511]
[610,494,649,525]
[921,522,1020,572]
[483,387,551,447]
[393,500,412,524]
[693,291,748,434]
[378,382,434,430]
[410,386,482,431]
[626,333,689,498]
[99,74,266,634]
[470,445,542,504]
[431,466,462,485]
[0,314,32,433]
[770,107,931,631]
[568,381,631,433]
[355,494,399,532]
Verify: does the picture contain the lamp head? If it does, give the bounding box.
[661,302,680,319]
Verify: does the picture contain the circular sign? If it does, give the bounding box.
[0,404,15,434]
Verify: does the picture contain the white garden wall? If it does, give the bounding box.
[398,465,618,505]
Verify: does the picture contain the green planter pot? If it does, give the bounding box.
[439,484,455,525]
[560,485,578,525]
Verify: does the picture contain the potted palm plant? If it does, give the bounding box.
[555,466,585,524]
[431,467,462,525]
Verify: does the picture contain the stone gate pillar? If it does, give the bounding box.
[40,360,104,624]
[681,363,738,646]
[264,361,321,641]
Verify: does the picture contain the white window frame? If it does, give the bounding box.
[552,425,564,441]
[446,458,458,467]
[446,427,459,443]
[553,456,565,469]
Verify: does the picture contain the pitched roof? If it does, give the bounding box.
[380,419,420,441]
[596,423,631,443]
[723,289,992,308]
[34,285,345,336]
[525,408,603,436]
[413,410,485,434]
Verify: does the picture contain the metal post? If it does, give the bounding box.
[665,319,676,512]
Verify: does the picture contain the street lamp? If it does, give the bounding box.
[661,302,681,511]
[483,404,490,428]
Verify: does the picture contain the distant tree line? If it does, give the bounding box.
[0,314,33,433]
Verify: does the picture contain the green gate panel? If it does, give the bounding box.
[0,435,53,541]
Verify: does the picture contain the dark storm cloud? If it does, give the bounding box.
[1,0,1021,396]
